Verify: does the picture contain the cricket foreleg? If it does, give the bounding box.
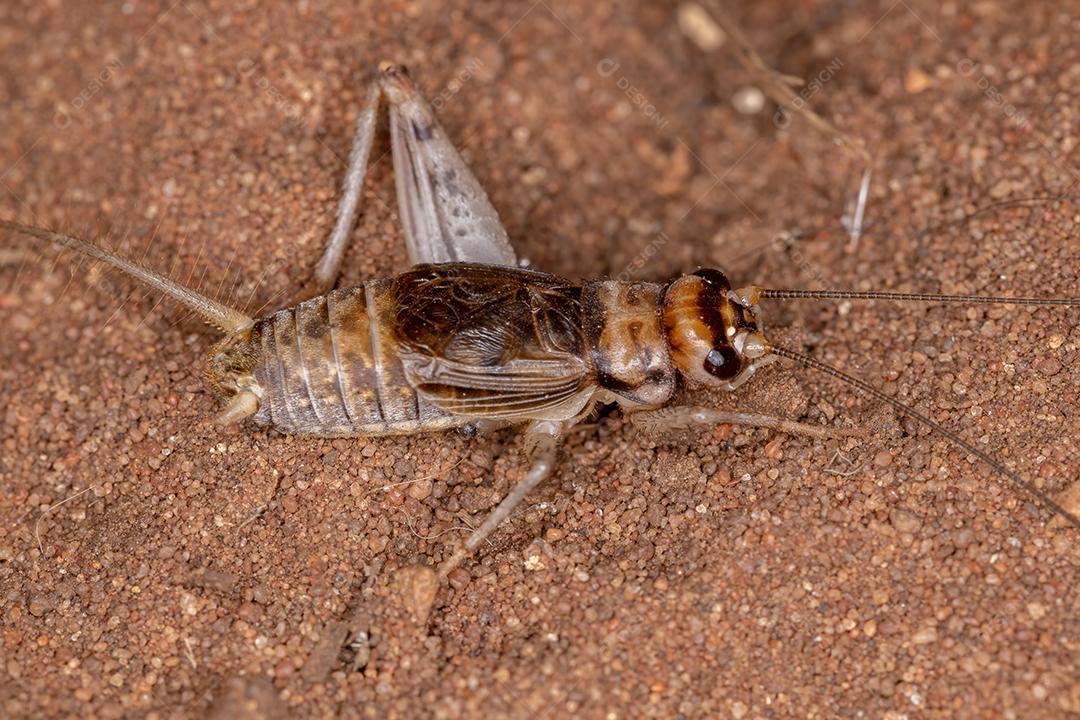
[631,406,862,440]
[438,421,563,581]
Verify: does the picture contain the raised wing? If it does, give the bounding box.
[384,67,518,267]
[308,64,518,300]
[390,264,593,419]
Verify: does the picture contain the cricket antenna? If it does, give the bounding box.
[768,344,1080,531]
[757,288,1080,306]
[0,218,253,334]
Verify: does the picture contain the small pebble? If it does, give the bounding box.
[732,87,765,115]
[904,67,932,93]
[1035,358,1062,377]
[407,479,433,500]
[397,566,438,625]
[911,627,938,645]
[545,527,566,542]
[678,3,725,51]
[27,596,51,618]
[447,568,471,590]
[890,508,922,534]
[990,179,1013,199]
[873,450,893,468]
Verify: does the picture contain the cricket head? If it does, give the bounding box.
[662,268,774,390]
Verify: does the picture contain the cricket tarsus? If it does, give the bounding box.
[0,218,253,333]
[769,344,1080,531]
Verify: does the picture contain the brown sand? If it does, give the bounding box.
[2,1,1079,717]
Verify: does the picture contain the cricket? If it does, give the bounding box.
[8,0,1080,715]
[3,61,1078,600]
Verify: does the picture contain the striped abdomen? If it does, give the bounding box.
[248,281,469,436]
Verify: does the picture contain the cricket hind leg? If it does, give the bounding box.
[631,405,863,440]
[437,420,564,581]
[301,79,382,300]
[302,62,517,301]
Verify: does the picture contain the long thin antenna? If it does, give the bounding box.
[0,218,253,334]
[768,344,1080,531]
[759,288,1080,306]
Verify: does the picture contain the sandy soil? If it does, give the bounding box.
[2,0,1079,717]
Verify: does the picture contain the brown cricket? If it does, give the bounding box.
[3,63,1078,586]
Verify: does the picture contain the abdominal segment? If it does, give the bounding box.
[249,280,468,436]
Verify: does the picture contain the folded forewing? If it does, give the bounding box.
[390,264,592,420]
[401,352,592,419]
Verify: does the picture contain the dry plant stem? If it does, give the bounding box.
[701,1,872,244]
[702,0,869,164]
[34,487,93,553]
[845,166,872,248]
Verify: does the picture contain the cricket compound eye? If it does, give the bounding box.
[704,345,742,380]
[662,271,745,386]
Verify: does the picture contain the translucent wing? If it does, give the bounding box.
[390,264,593,419]
[384,67,518,267]
[307,64,517,299]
